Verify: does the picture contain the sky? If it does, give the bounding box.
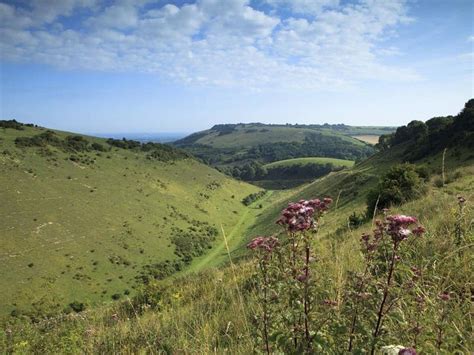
[0,0,472,134]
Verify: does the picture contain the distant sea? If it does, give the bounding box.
[91,132,189,143]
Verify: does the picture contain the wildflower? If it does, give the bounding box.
[388,215,418,225]
[411,226,425,236]
[386,214,423,242]
[399,348,417,355]
[277,198,332,232]
[399,228,411,237]
[247,236,279,253]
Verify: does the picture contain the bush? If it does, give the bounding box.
[242,191,266,206]
[348,212,366,229]
[69,301,86,313]
[91,142,107,151]
[0,119,24,130]
[366,163,427,217]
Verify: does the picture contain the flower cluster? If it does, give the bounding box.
[276,198,332,232]
[386,215,424,242]
[247,236,279,253]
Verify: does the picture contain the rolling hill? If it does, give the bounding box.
[2,101,472,354]
[264,156,355,169]
[0,122,261,317]
[174,123,387,167]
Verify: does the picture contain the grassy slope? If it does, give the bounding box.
[351,134,380,144]
[0,126,260,317]
[182,124,367,148]
[3,143,472,353]
[264,156,354,168]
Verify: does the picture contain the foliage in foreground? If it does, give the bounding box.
[1,190,472,354]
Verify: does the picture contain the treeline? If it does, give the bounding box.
[8,125,190,162]
[220,161,345,181]
[107,138,191,161]
[376,99,474,160]
[180,133,373,169]
[14,131,107,153]
[244,133,373,162]
[0,119,33,130]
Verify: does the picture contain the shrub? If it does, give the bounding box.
[366,163,427,217]
[0,119,24,130]
[242,191,266,206]
[348,212,366,229]
[69,301,86,313]
[91,142,107,151]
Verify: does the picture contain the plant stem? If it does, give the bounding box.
[436,307,447,350]
[261,260,270,355]
[304,241,311,351]
[290,232,298,349]
[370,242,398,355]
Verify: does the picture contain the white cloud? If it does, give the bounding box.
[264,0,340,16]
[0,0,418,90]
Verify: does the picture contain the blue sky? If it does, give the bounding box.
[0,0,472,134]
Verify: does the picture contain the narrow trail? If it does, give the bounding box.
[183,182,312,275]
[181,179,323,275]
[183,202,255,274]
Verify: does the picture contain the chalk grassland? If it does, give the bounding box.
[0,126,260,317]
[352,134,380,144]
[264,156,354,169]
[179,124,378,149]
[2,145,472,354]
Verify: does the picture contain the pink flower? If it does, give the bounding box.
[399,348,417,355]
[399,228,411,237]
[412,226,425,236]
[276,197,332,232]
[386,214,421,242]
[387,215,418,226]
[247,236,279,253]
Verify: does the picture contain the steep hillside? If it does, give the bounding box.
[174,123,380,167]
[0,122,260,317]
[2,104,472,354]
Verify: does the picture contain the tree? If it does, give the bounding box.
[366,163,426,217]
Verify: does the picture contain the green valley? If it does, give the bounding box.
[1,100,473,354]
[0,123,260,317]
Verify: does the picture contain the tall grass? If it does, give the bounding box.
[1,168,472,354]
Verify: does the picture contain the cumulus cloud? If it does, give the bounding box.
[264,0,340,16]
[0,0,418,89]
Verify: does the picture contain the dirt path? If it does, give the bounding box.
[182,192,276,274]
[181,182,314,275]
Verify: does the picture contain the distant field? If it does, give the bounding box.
[352,135,380,145]
[264,157,354,169]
